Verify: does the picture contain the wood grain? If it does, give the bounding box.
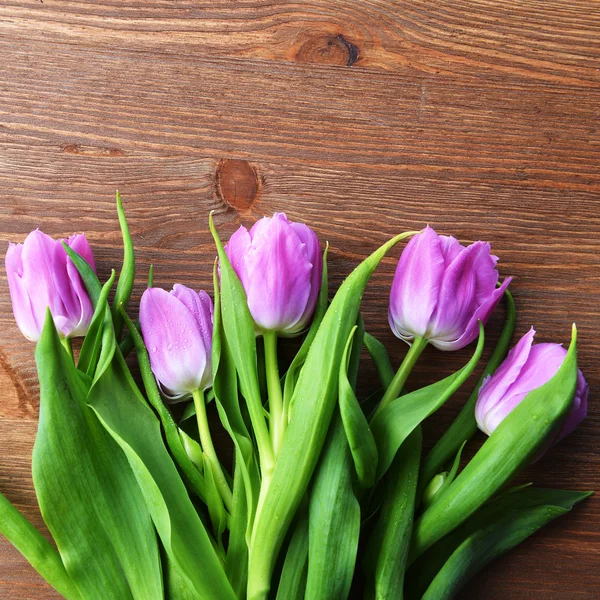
[0,1,599,597]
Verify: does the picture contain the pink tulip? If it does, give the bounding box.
[224,213,322,335]
[140,284,213,400]
[475,327,588,442]
[5,230,96,341]
[388,226,511,350]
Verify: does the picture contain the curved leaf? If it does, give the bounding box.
[339,327,378,488]
[371,324,485,481]
[410,325,580,562]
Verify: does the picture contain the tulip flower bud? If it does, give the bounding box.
[5,229,96,341]
[224,212,322,335]
[140,284,213,400]
[475,327,588,443]
[422,471,449,509]
[388,226,511,350]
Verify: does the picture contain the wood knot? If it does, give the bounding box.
[216,159,260,211]
[296,34,359,67]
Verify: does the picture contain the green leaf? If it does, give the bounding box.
[88,349,236,600]
[364,332,395,388]
[247,230,416,600]
[212,259,261,544]
[225,456,251,599]
[306,415,360,600]
[111,191,135,338]
[77,270,116,376]
[419,290,516,493]
[120,306,208,502]
[283,245,329,412]
[33,312,162,600]
[371,324,485,481]
[339,327,378,488]
[410,325,580,562]
[209,214,274,477]
[417,488,591,600]
[62,243,102,308]
[363,427,422,600]
[275,511,309,600]
[0,492,81,600]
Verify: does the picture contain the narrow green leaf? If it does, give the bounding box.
[363,427,422,600]
[212,259,261,545]
[339,327,378,488]
[0,492,81,600]
[371,324,485,481]
[209,214,274,477]
[408,485,593,599]
[226,456,251,599]
[247,230,416,600]
[34,312,162,600]
[77,270,116,376]
[421,490,591,600]
[364,332,395,389]
[306,415,360,600]
[88,349,236,600]
[410,325,580,562]
[112,191,135,338]
[275,512,309,600]
[419,290,516,493]
[62,243,102,308]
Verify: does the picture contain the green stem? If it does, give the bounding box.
[60,337,73,360]
[373,336,428,419]
[263,331,285,455]
[192,389,233,512]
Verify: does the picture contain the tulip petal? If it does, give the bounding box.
[556,370,588,442]
[5,243,40,341]
[475,327,535,435]
[388,226,445,341]
[171,285,214,390]
[431,276,511,351]
[289,221,323,332]
[429,242,498,345]
[243,213,312,332]
[140,288,207,399]
[225,225,252,291]
[438,235,463,266]
[64,234,95,337]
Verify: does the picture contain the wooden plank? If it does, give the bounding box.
[0,1,598,597]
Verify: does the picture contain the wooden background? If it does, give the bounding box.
[0,0,599,597]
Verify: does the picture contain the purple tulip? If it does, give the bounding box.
[140,284,213,400]
[475,327,588,443]
[224,213,322,335]
[388,226,511,350]
[5,229,96,341]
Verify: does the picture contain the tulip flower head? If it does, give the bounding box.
[475,327,588,442]
[140,284,213,400]
[5,229,96,341]
[224,213,322,335]
[388,226,511,350]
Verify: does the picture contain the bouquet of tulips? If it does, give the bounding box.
[1,195,591,600]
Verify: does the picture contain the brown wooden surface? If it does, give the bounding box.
[0,1,599,598]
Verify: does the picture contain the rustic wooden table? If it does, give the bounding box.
[0,1,599,598]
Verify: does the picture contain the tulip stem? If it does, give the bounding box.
[192,388,233,512]
[373,336,428,419]
[263,331,285,456]
[60,337,73,361]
